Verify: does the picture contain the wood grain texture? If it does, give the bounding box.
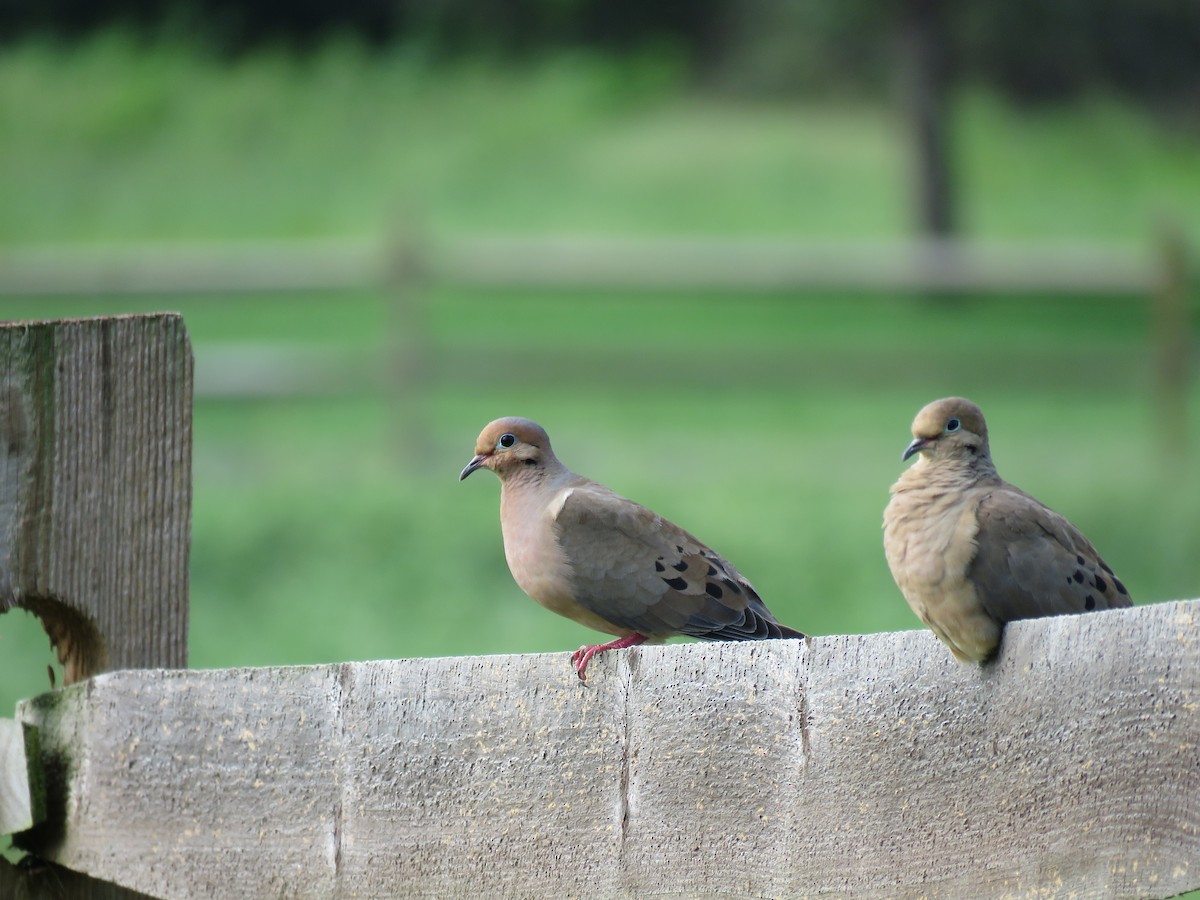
[17,600,1200,899]
[0,314,192,682]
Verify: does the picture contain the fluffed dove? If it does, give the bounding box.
[883,397,1132,663]
[461,417,805,680]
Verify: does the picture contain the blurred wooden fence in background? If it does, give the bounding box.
[0,229,1192,441]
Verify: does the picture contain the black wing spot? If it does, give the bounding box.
[1114,578,1128,596]
[676,545,684,554]
[705,582,723,599]
[706,564,718,577]
[654,561,664,572]
[663,576,688,591]
[1100,561,1114,575]
[1085,595,1096,610]
[1094,576,1107,593]
[722,578,743,596]
[1072,570,1085,583]
[672,560,688,572]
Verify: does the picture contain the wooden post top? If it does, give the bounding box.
[0,314,192,683]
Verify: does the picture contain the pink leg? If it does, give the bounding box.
[570,634,647,681]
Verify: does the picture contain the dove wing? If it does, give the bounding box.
[553,483,801,641]
[969,485,1132,624]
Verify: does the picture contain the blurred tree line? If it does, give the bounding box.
[4,0,1199,105]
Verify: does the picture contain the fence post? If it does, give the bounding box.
[0,313,192,900]
[1152,220,1192,462]
[0,314,192,682]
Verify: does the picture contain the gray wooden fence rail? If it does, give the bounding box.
[0,315,1198,899]
[0,232,1193,417]
[4,601,1200,899]
[0,232,1192,449]
[0,235,1173,295]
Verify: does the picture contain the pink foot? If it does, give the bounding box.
[570,634,647,681]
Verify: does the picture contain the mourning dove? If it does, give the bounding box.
[883,397,1132,663]
[461,417,805,680]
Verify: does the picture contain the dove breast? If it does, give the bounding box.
[499,476,633,638]
[884,470,1001,662]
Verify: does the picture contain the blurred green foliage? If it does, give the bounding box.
[1,37,1198,244]
[0,38,1197,731]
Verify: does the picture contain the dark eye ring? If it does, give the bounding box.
[498,433,517,449]
[945,418,961,433]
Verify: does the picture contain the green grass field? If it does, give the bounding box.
[0,37,1198,725]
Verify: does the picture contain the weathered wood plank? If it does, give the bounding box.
[0,719,39,834]
[15,600,1200,899]
[0,314,192,683]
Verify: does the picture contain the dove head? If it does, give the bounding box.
[460,417,558,482]
[902,397,990,463]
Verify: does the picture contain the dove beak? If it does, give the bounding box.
[902,437,930,461]
[459,453,490,481]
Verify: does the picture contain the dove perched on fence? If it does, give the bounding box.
[461,417,805,680]
[883,397,1132,663]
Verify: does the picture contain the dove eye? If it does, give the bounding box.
[497,433,517,449]
[945,418,961,433]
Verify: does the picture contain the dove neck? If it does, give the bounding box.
[915,448,999,486]
[499,456,573,493]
